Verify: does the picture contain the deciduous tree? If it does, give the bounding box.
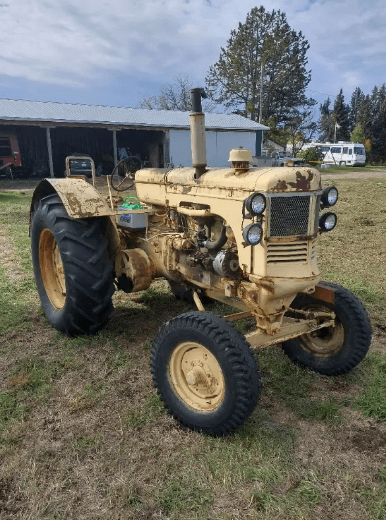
[140,75,215,112]
[350,122,365,144]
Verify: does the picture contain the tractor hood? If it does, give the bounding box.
[136,166,321,207]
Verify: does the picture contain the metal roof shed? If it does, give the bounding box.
[0,98,268,177]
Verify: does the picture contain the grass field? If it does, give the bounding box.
[315,163,386,174]
[0,179,385,519]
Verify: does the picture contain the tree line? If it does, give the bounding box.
[140,5,385,160]
[141,5,316,154]
[319,86,386,160]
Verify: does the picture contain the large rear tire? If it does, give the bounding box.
[282,282,371,376]
[151,312,261,435]
[31,194,114,336]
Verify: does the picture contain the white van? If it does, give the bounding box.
[318,142,366,166]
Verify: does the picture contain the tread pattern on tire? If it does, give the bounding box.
[31,194,114,336]
[150,311,261,436]
[282,281,372,376]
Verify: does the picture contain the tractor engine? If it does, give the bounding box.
[124,88,338,334]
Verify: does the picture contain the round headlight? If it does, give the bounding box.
[245,193,266,215]
[243,223,263,245]
[321,186,338,207]
[319,212,337,232]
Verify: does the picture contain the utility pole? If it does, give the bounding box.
[334,122,340,144]
[259,61,264,124]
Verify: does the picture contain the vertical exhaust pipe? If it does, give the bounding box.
[190,88,207,179]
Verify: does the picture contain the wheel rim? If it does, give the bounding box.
[168,342,225,411]
[39,228,66,310]
[298,306,344,358]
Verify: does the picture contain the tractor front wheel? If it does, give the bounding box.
[282,282,371,375]
[151,312,261,435]
[31,194,114,336]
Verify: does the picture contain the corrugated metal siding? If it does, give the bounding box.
[206,131,256,166]
[0,98,268,131]
[169,129,257,167]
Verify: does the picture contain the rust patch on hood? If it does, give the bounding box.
[272,179,289,191]
[273,170,314,192]
[288,171,314,191]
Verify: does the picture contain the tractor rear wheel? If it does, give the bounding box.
[31,194,114,336]
[282,282,371,376]
[151,311,261,435]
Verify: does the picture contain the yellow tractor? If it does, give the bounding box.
[30,88,371,435]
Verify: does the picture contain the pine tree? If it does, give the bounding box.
[319,98,334,142]
[333,89,350,141]
[370,84,386,157]
[349,87,365,132]
[357,95,372,139]
[205,6,314,124]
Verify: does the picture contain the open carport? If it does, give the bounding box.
[0,98,267,177]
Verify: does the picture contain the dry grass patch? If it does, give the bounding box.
[0,182,385,519]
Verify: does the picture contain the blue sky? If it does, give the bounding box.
[0,0,384,119]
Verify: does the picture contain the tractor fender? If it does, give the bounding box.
[30,178,116,219]
[30,178,120,260]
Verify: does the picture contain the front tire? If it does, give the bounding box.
[282,282,371,375]
[151,312,261,435]
[31,194,114,336]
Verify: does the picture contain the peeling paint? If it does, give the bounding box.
[272,171,314,192]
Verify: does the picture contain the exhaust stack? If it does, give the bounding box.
[190,88,207,179]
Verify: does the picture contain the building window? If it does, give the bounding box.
[0,137,12,158]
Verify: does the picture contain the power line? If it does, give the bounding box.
[307,88,336,97]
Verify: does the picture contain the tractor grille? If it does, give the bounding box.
[267,241,308,264]
[269,195,311,237]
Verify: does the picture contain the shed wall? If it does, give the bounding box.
[169,129,257,168]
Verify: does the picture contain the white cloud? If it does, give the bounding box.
[0,0,385,103]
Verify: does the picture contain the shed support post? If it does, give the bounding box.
[113,129,118,166]
[46,127,54,178]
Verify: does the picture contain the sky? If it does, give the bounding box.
[0,0,385,119]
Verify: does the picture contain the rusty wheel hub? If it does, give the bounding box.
[168,342,225,411]
[299,306,344,357]
[39,229,66,310]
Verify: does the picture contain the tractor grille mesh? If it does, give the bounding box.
[269,196,310,237]
[267,242,308,264]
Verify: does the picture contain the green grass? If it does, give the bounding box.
[0,183,385,519]
[318,178,386,329]
[157,477,213,517]
[126,392,165,428]
[257,347,344,425]
[0,191,33,272]
[0,357,65,437]
[0,192,37,335]
[316,163,386,174]
[73,435,101,452]
[0,268,36,334]
[355,353,386,421]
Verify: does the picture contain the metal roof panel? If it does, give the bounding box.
[0,98,269,131]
